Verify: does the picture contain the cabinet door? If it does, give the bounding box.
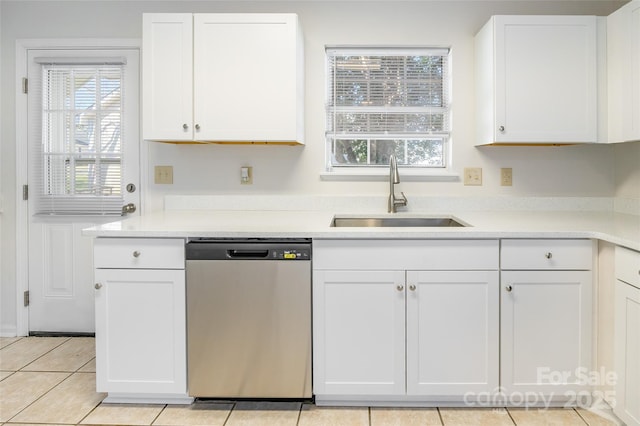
[615,280,640,426]
[501,271,592,396]
[494,16,597,143]
[313,270,406,396]
[194,14,300,142]
[406,271,499,396]
[95,268,186,394]
[608,1,640,143]
[142,14,193,141]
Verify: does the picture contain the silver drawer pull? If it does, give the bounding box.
[409,284,416,291]
[95,283,102,290]
[545,252,553,259]
[397,285,404,292]
[133,251,141,258]
[505,285,513,292]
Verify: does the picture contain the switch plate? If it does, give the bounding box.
[154,166,173,184]
[241,166,253,185]
[464,168,482,186]
[501,168,513,186]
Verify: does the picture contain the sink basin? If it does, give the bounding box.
[331,216,467,228]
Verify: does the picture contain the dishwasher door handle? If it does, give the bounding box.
[227,249,270,259]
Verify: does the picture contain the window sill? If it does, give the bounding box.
[319,168,460,182]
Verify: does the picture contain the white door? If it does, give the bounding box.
[501,270,592,396]
[312,270,406,396]
[406,270,499,396]
[26,48,140,333]
[95,268,186,394]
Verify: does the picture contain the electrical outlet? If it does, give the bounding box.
[154,166,173,184]
[501,168,513,186]
[241,166,253,185]
[464,167,482,186]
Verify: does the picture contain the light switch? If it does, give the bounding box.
[241,166,253,185]
[464,168,482,186]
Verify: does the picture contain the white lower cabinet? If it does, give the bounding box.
[406,271,499,397]
[500,240,593,402]
[313,270,406,396]
[94,238,190,404]
[312,239,500,403]
[614,246,640,426]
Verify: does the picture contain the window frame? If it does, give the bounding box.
[322,46,457,181]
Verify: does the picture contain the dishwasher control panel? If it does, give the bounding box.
[186,238,312,261]
[275,248,311,260]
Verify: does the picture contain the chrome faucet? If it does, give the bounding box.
[388,154,408,213]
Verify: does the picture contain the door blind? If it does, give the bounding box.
[33,61,125,216]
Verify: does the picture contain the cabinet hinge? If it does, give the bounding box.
[22,77,28,94]
[24,291,30,307]
[22,184,28,201]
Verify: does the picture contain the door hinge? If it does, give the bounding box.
[22,184,28,201]
[22,77,28,94]
[24,291,30,307]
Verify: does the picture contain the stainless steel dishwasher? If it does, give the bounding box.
[185,238,312,399]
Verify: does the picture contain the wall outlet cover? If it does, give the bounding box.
[501,168,513,186]
[154,165,173,184]
[464,167,482,186]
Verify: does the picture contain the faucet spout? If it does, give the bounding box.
[388,154,408,213]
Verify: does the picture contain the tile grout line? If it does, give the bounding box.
[572,407,591,425]
[222,401,236,426]
[5,370,73,424]
[0,337,24,351]
[295,402,302,426]
[18,336,72,372]
[149,403,168,425]
[505,406,518,425]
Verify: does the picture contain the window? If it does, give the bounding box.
[34,58,126,215]
[325,47,451,173]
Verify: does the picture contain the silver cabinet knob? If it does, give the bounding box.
[409,284,416,291]
[95,283,102,290]
[505,285,513,292]
[498,126,505,132]
[133,251,141,258]
[183,123,188,130]
[397,285,404,291]
[545,252,553,259]
[195,124,201,130]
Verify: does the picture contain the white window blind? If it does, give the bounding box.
[326,47,451,169]
[33,60,125,216]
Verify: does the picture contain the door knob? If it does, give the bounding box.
[122,203,136,214]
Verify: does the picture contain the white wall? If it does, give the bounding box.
[0,0,629,334]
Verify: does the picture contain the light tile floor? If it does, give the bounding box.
[0,337,620,426]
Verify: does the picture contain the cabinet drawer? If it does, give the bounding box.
[616,246,640,289]
[94,238,185,269]
[313,239,499,270]
[501,239,592,270]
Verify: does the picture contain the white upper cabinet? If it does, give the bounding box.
[476,16,598,145]
[143,13,304,144]
[608,0,640,143]
[142,14,194,142]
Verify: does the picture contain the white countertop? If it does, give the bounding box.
[83,209,640,251]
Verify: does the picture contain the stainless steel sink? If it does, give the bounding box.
[331,216,467,228]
